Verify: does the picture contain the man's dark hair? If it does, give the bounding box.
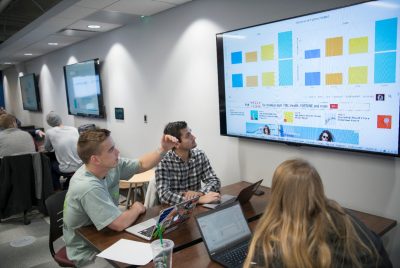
[164,121,187,142]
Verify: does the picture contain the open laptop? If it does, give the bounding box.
[125,196,199,240]
[195,201,252,268]
[203,179,263,209]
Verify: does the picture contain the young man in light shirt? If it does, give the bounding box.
[63,128,178,267]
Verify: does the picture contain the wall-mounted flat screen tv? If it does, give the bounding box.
[63,59,105,118]
[19,73,41,112]
[217,0,400,156]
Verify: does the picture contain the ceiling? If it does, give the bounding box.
[0,0,193,71]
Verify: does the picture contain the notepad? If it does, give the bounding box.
[97,239,152,265]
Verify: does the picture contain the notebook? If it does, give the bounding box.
[203,179,263,209]
[195,201,252,268]
[125,197,199,240]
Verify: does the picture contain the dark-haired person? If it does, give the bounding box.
[0,113,35,157]
[319,129,333,142]
[244,159,392,268]
[263,125,271,135]
[63,129,178,267]
[44,111,82,190]
[156,121,221,205]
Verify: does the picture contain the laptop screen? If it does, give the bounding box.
[197,202,251,253]
[161,197,199,230]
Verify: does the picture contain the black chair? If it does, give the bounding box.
[45,191,75,267]
[0,154,35,224]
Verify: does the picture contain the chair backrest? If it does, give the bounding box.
[144,175,160,208]
[45,190,67,257]
[0,153,36,220]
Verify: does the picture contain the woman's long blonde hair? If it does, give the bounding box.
[244,159,377,268]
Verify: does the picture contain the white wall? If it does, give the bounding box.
[3,0,399,265]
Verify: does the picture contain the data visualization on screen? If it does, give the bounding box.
[217,1,400,156]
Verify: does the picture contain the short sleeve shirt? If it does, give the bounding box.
[63,157,140,267]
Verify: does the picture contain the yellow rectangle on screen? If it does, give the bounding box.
[284,112,294,123]
[246,76,258,87]
[349,37,368,54]
[325,37,343,56]
[262,72,275,86]
[348,66,368,84]
[246,51,257,62]
[261,44,274,61]
[325,73,343,85]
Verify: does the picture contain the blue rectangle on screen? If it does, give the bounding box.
[305,72,321,86]
[375,18,397,52]
[279,60,293,86]
[231,51,242,64]
[232,74,243,88]
[278,31,293,59]
[305,49,320,59]
[374,52,396,83]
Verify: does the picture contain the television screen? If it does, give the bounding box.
[19,73,41,112]
[217,0,400,156]
[63,59,105,118]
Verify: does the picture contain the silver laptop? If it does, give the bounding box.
[125,197,199,240]
[203,179,263,209]
[195,201,252,268]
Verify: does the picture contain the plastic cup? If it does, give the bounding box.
[151,239,174,268]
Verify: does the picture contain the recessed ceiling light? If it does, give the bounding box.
[87,25,101,29]
[3,62,12,65]
[48,42,58,46]
[24,53,33,56]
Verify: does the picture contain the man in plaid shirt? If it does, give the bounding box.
[156,121,221,205]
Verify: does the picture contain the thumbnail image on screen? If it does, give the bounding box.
[63,59,105,118]
[217,0,400,156]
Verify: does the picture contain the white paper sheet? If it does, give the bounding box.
[97,239,153,265]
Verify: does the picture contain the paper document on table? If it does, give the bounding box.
[97,239,153,265]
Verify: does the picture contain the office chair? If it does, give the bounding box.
[45,191,75,267]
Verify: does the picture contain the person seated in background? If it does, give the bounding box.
[244,159,392,268]
[319,129,333,142]
[0,113,36,157]
[63,128,178,267]
[44,111,83,190]
[0,107,45,137]
[156,121,221,205]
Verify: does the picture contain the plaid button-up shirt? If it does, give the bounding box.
[155,148,221,205]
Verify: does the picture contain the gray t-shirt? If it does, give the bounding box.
[63,157,140,267]
[44,126,82,172]
[0,128,36,157]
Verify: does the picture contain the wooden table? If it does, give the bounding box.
[76,181,396,267]
[78,182,270,253]
[141,220,261,268]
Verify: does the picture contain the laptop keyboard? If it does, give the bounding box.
[218,242,249,267]
[138,225,155,238]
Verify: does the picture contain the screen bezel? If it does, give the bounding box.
[216,1,400,157]
[63,58,105,118]
[19,73,42,112]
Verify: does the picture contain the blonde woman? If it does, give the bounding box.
[244,159,392,268]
